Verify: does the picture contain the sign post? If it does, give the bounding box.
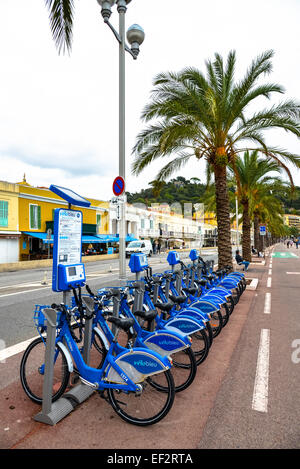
[47,228,52,259]
[259,225,266,253]
[112,176,126,285]
[259,225,266,236]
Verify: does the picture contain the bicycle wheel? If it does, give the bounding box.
[190,328,210,366]
[204,321,213,347]
[147,347,197,393]
[227,295,235,315]
[91,330,108,369]
[209,309,223,338]
[20,337,70,405]
[220,303,230,328]
[107,369,175,426]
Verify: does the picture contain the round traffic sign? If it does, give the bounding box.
[113,176,125,196]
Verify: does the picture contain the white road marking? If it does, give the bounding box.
[252,328,270,413]
[267,277,272,288]
[0,286,50,298]
[0,335,39,362]
[264,292,271,314]
[268,269,272,275]
[286,272,300,275]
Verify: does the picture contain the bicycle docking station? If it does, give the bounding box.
[34,185,95,426]
[129,253,148,322]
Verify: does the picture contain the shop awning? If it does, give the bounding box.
[82,235,103,244]
[96,234,138,243]
[126,234,138,242]
[96,234,119,243]
[22,232,53,244]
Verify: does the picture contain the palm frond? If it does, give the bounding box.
[44,0,74,55]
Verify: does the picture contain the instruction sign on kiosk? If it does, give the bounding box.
[52,208,85,292]
[50,184,90,293]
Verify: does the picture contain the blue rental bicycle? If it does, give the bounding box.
[80,285,197,393]
[20,301,175,426]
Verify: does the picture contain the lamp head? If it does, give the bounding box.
[97,0,116,21]
[126,24,145,58]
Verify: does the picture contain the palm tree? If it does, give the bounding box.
[229,150,289,261]
[132,50,300,269]
[252,185,287,252]
[44,0,75,55]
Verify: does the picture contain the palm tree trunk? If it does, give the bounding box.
[254,213,260,252]
[242,199,252,262]
[214,163,233,269]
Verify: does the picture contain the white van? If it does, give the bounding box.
[126,240,153,257]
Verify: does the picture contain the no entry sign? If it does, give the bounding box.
[113,176,125,196]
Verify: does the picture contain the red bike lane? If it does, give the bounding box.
[198,243,300,449]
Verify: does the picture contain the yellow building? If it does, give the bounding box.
[17,176,110,260]
[0,180,20,263]
[283,213,300,231]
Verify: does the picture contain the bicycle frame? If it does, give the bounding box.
[46,309,172,393]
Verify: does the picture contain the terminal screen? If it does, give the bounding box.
[68,266,76,276]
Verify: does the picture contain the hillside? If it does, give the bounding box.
[126,176,300,215]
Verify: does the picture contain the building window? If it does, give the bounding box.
[141,219,145,229]
[150,219,154,229]
[30,204,41,230]
[96,214,101,227]
[0,200,8,227]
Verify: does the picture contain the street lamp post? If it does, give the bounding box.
[97,0,145,284]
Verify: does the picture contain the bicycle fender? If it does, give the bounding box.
[57,341,74,373]
[105,348,171,384]
[209,287,231,299]
[202,293,226,306]
[189,299,219,314]
[176,307,209,322]
[164,316,204,336]
[93,326,110,351]
[144,331,189,357]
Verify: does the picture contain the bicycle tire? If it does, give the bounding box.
[91,329,108,369]
[227,295,235,315]
[209,309,223,338]
[148,347,197,393]
[220,303,230,328]
[204,321,213,347]
[190,328,210,366]
[20,337,70,405]
[107,369,175,426]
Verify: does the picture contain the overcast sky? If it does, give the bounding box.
[0,0,299,202]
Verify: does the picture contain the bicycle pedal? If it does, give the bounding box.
[99,390,109,402]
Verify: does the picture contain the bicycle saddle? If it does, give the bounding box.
[107,316,134,332]
[195,279,207,286]
[169,294,186,305]
[134,309,157,321]
[154,301,174,312]
[182,287,198,295]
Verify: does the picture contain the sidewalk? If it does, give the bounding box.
[0,253,266,450]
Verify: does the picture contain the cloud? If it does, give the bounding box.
[0,0,299,202]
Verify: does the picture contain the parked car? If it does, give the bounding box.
[125,240,153,258]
